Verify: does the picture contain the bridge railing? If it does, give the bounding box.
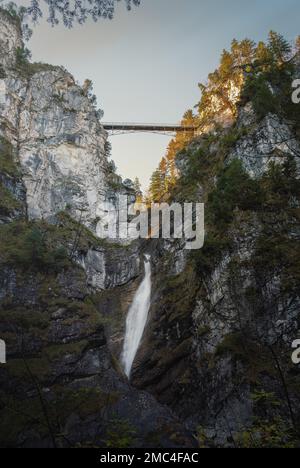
[102,122,196,132]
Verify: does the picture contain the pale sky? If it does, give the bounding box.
[16,0,300,190]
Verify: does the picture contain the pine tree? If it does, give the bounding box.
[268,31,292,64]
[133,177,141,194]
[133,177,143,202]
[150,169,163,202]
[255,41,273,69]
[295,36,300,57]
[231,39,256,67]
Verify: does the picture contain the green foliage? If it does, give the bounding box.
[149,167,164,202]
[53,388,119,423]
[0,394,49,446]
[268,31,292,64]
[219,126,249,152]
[197,426,212,448]
[0,137,20,176]
[0,387,120,447]
[196,325,211,338]
[104,419,137,448]
[0,137,23,216]
[251,390,281,408]
[192,231,231,274]
[0,64,6,79]
[243,74,278,120]
[214,332,247,359]
[172,138,225,204]
[0,222,69,272]
[10,0,141,29]
[179,154,263,275]
[0,206,127,275]
[261,156,300,207]
[236,417,298,448]
[15,46,31,66]
[249,157,300,295]
[14,58,60,78]
[208,159,263,228]
[241,32,300,123]
[0,183,21,214]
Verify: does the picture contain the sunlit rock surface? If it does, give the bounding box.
[1,61,109,233]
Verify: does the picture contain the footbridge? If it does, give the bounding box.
[102,122,197,136]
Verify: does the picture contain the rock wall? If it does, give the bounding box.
[132,101,300,446]
[0,56,109,232]
[229,106,300,177]
[0,8,137,238]
[0,260,194,447]
[0,9,140,289]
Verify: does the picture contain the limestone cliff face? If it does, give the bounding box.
[228,105,300,177]
[0,17,108,232]
[0,9,140,290]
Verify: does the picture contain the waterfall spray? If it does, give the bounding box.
[121,254,152,378]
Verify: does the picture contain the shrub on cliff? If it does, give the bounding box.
[0,222,69,272]
[208,159,263,227]
[0,137,20,177]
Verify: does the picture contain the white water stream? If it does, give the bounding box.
[121,255,152,378]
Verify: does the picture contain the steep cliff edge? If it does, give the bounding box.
[0,8,108,230]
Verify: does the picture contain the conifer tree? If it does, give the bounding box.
[255,41,273,69]
[268,31,292,64]
[295,36,300,57]
[149,169,163,202]
[133,177,143,202]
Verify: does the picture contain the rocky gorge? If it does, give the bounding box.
[0,8,300,448]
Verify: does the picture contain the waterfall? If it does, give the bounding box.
[121,254,152,378]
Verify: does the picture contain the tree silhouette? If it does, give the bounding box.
[1,0,140,28]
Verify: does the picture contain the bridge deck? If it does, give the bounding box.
[102,122,196,132]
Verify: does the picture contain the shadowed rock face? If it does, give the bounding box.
[131,102,300,446]
[0,263,195,448]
